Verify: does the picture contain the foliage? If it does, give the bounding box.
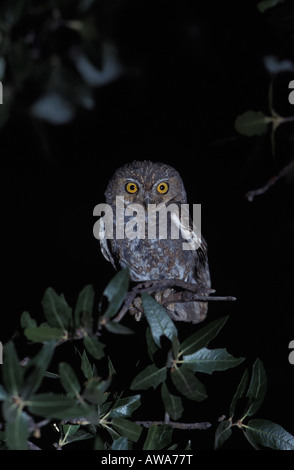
[0,268,293,450]
[0,0,122,128]
[234,1,294,171]
[235,85,294,157]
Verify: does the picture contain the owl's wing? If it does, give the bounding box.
[171,206,210,288]
[168,205,211,323]
[100,237,117,270]
[97,217,117,270]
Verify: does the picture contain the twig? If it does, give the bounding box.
[132,279,213,294]
[162,292,236,305]
[112,291,137,323]
[111,279,235,324]
[135,420,211,430]
[246,160,294,202]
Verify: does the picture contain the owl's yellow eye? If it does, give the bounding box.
[126,182,138,194]
[157,182,169,194]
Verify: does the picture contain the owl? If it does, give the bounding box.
[99,160,211,324]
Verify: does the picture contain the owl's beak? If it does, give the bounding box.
[143,195,151,210]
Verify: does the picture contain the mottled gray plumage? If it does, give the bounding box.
[100,160,211,323]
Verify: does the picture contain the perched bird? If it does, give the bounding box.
[99,160,211,323]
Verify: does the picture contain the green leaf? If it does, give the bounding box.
[59,362,81,397]
[73,49,123,87]
[235,111,271,137]
[214,420,232,450]
[41,287,72,331]
[104,321,134,335]
[2,400,16,422]
[146,327,159,360]
[257,0,284,13]
[4,406,30,450]
[74,284,95,329]
[31,92,76,125]
[143,424,173,450]
[28,393,89,419]
[230,369,249,419]
[171,366,207,402]
[244,358,267,418]
[108,356,116,376]
[185,440,192,450]
[161,382,183,421]
[104,424,120,441]
[111,436,128,450]
[83,335,105,360]
[22,341,55,397]
[172,336,180,360]
[264,56,294,75]
[2,342,24,395]
[141,294,178,347]
[180,316,228,356]
[94,435,106,450]
[24,325,65,343]
[0,385,9,401]
[20,311,36,328]
[100,401,113,417]
[181,348,244,374]
[61,424,80,439]
[167,443,178,450]
[81,350,94,380]
[130,364,167,391]
[244,419,294,450]
[111,418,142,443]
[109,395,141,418]
[83,377,110,405]
[61,428,94,446]
[102,268,129,319]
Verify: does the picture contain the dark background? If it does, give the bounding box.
[1,0,294,450]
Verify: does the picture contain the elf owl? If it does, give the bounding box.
[99,160,211,323]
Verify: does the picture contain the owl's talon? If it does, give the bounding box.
[129,296,144,321]
[135,311,143,322]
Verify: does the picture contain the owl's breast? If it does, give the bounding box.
[112,237,195,283]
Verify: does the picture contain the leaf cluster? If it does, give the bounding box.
[0,0,120,128]
[215,359,294,450]
[0,268,293,450]
[235,2,294,163]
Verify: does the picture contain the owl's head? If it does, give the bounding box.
[105,160,187,207]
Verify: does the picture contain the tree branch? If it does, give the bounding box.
[246,159,294,202]
[110,279,236,324]
[162,292,236,305]
[135,420,211,430]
